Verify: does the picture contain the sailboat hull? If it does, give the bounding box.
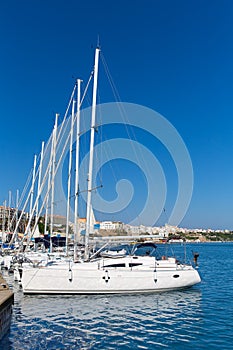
[21,256,201,294]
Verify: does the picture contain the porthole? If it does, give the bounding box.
[173,274,180,278]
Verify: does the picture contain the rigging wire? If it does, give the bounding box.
[100,52,162,224]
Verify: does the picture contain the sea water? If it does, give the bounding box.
[0,242,233,349]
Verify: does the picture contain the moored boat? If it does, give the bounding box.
[21,246,201,294]
[18,46,201,294]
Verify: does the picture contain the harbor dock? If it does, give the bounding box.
[0,274,14,340]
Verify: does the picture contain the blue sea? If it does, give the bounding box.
[1,242,233,349]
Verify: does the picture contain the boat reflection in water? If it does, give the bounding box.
[14,289,202,349]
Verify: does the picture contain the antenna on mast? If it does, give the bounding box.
[97,34,100,49]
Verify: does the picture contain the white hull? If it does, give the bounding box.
[21,256,201,294]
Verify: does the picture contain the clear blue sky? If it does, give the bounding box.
[1,0,233,229]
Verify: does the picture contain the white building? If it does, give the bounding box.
[100,221,116,230]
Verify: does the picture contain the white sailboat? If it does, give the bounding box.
[21,47,201,294]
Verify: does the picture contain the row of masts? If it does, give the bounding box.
[1,190,19,237]
[1,48,100,260]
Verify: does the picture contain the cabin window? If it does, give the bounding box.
[103,263,126,268]
[173,274,180,278]
[129,263,143,267]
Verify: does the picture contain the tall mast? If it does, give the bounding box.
[29,155,37,218]
[26,155,37,247]
[65,100,76,255]
[7,190,12,233]
[50,114,58,252]
[2,200,6,242]
[15,189,19,240]
[16,189,19,214]
[84,47,100,260]
[44,123,56,237]
[36,141,45,221]
[74,79,82,256]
